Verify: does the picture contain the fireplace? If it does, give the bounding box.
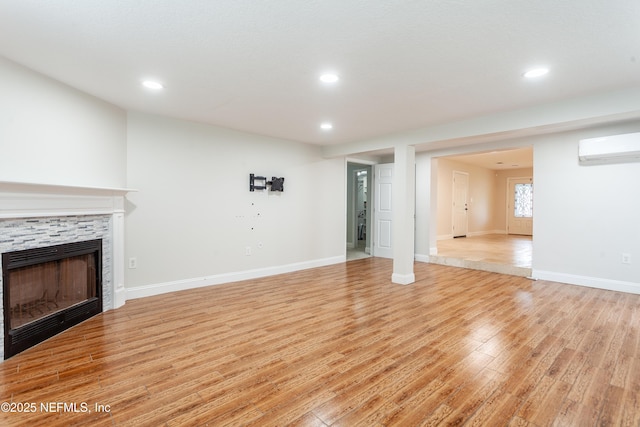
[2,239,103,358]
[0,181,130,362]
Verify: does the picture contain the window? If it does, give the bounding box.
[514,183,533,218]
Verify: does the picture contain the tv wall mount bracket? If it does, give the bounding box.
[249,173,284,192]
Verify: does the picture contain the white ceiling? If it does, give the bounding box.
[1,1,640,146]
[443,147,533,170]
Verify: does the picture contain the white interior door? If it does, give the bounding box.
[507,177,533,235]
[373,163,393,258]
[452,171,469,238]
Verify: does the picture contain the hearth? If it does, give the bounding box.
[2,239,102,358]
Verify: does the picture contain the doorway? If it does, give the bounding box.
[431,147,534,275]
[347,162,372,261]
[452,170,469,238]
[507,177,533,235]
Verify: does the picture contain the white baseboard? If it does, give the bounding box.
[126,255,345,300]
[392,272,415,285]
[415,253,430,263]
[532,269,640,295]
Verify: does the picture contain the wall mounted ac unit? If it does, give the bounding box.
[578,132,640,165]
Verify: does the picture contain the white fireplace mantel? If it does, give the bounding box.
[0,181,136,219]
[0,180,136,310]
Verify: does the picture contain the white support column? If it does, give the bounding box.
[392,145,416,285]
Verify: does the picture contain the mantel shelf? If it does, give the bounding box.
[0,181,137,197]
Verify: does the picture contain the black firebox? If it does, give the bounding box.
[2,239,102,359]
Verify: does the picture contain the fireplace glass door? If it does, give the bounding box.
[3,239,103,359]
[8,254,97,329]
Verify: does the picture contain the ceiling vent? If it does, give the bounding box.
[578,132,640,165]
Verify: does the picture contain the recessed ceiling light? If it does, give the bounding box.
[320,122,333,130]
[319,73,339,83]
[142,80,164,90]
[523,68,549,78]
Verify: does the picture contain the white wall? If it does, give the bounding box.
[0,57,126,188]
[125,112,345,293]
[533,123,640,291]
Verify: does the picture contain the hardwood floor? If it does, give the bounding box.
[433,234,533,277]
[436,235,532,268]
[1,258,639,426]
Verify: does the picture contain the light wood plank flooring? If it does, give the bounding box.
[433,234,533,277]
[1,258,638,426]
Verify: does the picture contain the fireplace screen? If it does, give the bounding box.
[2,239,102,358]
[8,254,97,329]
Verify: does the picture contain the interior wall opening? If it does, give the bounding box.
[346,162,372,261]
[430,147,534,276]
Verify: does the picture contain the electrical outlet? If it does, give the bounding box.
[622,253,631,264]
[245,246,252,256]
[128,258,137,269]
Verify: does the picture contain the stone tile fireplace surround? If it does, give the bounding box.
[0,181,131,360]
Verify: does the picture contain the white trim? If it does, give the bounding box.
[126,255,346,300]
[532,269,640,295]
[0,194,121,219]
[345,157,377,166]
[112,212,126,309]
[0,182,134,219]
[415,253,430,263]
[0,180,136,196]
[392,273,415,285]
[0,182,135,312]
